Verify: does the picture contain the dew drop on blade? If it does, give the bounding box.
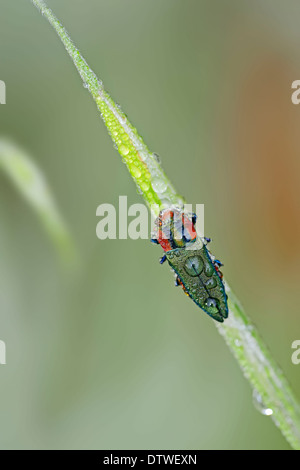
[252,389,273,416]
[152,179,167,193]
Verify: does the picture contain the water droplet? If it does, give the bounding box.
[184,256,203,276]
[119,145,129,156]
[204,263,214,277]
[205,277,217,289]
[234,339,242,347]
[152,179,167,193]
[205,298,218,309]
[83,82,88,89]
[252,390,273,416]
[131,165,142,178]
[140,181,150,192]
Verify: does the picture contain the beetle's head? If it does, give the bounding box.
[153,208,197,251]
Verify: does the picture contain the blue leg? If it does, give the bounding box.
[214,259,223,267]
[160,255,167,264]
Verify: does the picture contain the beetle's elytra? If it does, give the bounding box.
[151,208,228,322]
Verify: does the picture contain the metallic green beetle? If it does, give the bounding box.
[151,208,228,322]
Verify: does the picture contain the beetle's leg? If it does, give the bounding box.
[214,264,224,280]
[174,275,186,291]
[214,259,223,267]
[173,274,189,296]
[151,237,159,244]
[216,268,223,280]
[192,213,197,225]
[214,259,224,279]
[200,236,212,245]
[160,255,167,264]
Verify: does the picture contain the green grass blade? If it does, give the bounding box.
[31,0,181,217]
[31,0,300,449]
[0,138,75,263]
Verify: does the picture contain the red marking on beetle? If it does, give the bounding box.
[181,213,197,242]
[157,229,173,252]
[155,209,197,252]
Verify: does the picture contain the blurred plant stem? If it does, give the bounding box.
[0,138,75,264]
[31,0,300,449]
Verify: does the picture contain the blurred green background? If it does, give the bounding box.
[1,0,300,450]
